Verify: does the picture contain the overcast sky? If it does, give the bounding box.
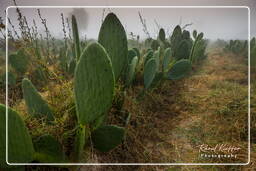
[1,0,255,40]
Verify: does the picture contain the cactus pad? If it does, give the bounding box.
[74,43,114,124]
[92,125,125,152]
[98,13,128,81]
[167,59,192,80]
[144,58,157,89]
[22,78,54,121]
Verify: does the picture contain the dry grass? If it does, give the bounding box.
[2,49,254,171]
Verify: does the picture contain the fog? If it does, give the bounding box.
[1,0,255,40]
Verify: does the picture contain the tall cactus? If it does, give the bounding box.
[98,13,128,81]
[170,25,182,57]
[22,78,54,121]
[74,42,115,124]
[72,15,81,60]
[0,104,34,166]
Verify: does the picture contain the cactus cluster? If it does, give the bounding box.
[1,11,209,167]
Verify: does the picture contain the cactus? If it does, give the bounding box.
[154,49,160,71]
[151,39,160,51]
[72,15,81,60]
[170,25,182,57]
[167,59,192,80]
[127,49,137,64]
[125,56,138,87]
[33,135,66,163]
[98,13,128,81]
[158,28,166,42]
[0,104,34,166]
[9,49,29,75]
[1,71,16,86]
[176,40,190,60]
[73,125,87,162]
[163,48,172,72]
[132,47,140,59]
[193,30,197,39]
[92,125,125,152]
[182,30,190,40]
[144,58,157,89]
[74,42,115,124]
[190,32,205,63]
[22,78,54,121]
[144,50,154,66]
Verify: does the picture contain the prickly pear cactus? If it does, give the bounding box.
[182,30,190,40]
[127,49,137,64]
[144,58,157,89]
[167,59,192,80]
[158,28,166,42]
[74,43,115,124]
[175,40,190,60]
[193,30,197,39]
[72,15,81,60]
[22,78,54,121]
[98,13,128,81]
[151,39,160,51]
[170,25,182,57]
[33,135,66,163]
[125,56,138,87]
[73,125,87,162]
[92,125,125,152]
[197,32,204,40]
[1,71,16,86]
[144,50,154,66]
[153,49,160,72]
[0,104,34,166]
[132,47,140,59]
[163,48,172,72]
[9,49,29,75]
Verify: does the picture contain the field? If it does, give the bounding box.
[0,4,255,171]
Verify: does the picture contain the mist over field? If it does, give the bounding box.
[0,0,255,40]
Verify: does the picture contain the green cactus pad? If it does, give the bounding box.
[167,59,192,80]
[163,48,172,72]
[193,30,197,39]
[92,125,125,152]
[176,40,190,60]
[0,104,34,166]
[72,15,81,60]
[151,39,160,51]
[125,56,138,86]
[182,30,190,40]
[197,32,204,40]
[74,43,114,124]
[1,72,16,86]
[132,47,140,59]
[170,25,182,57]
[98,13,128,81]
[158,28,166,42]
[144,58,157,89]
[153,49,160,72]
[127,49,137,64]
[9,49,29,75]
[22,78,54,121]
[33,135,66,163]
[144,50,154,66]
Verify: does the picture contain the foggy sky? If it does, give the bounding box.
[1,0,255,40]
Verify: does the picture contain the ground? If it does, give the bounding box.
[1,48,254,171]
[77,49,254,170]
